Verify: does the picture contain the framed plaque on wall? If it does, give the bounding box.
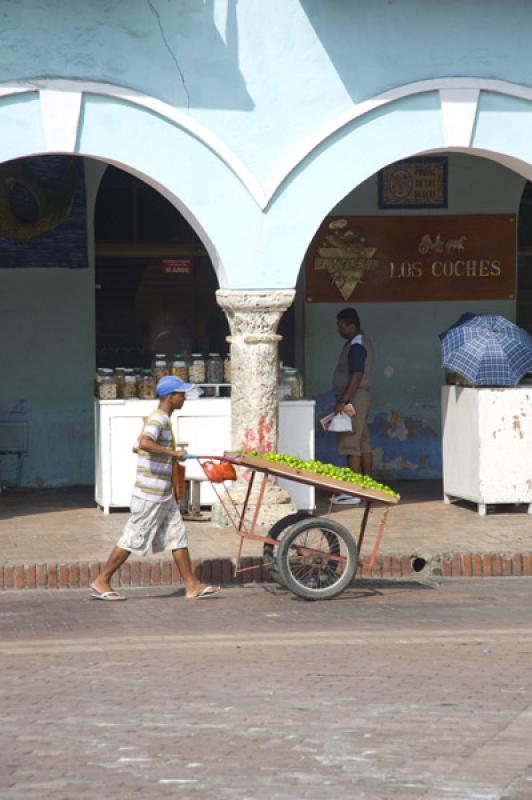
[378,156,448,209]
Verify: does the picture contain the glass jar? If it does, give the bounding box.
[172,354,189,382]
[223,354,231,384]
[207,353,224,384]
[152,354,169,382]
[94,368,106,397]
[137,369,156,399]
[281,367,301,400]
[113,367,126,397]
[120,369,137,398]
[189,353,206,383]
[97,369,118,400]
[292,368,304,399]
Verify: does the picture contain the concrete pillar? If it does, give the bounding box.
[214,289,297,527]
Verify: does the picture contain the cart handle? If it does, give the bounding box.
[183,454,238,462]
[132,450,236,463]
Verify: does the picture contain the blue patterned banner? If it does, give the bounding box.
[0,156,87,269]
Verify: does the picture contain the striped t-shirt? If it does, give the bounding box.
[132,410,174,502]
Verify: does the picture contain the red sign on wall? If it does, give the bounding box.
[160,258,193,275]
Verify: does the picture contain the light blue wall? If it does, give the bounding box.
[0,94,45,160]
[0,159,103,487]
[306,154,525,478]
[6,0,532,181]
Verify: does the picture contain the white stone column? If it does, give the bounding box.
[214,289,297,527]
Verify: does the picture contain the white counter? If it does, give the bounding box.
[95,398,315,513]
[442,385,532,515]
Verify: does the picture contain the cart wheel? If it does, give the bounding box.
[263,512,313,585]
[277,518,358,601]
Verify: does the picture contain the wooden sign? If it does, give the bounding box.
[160,258,193,275]
[379,157,447,209]
[305,215,516,303]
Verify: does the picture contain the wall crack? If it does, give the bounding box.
[147,0,190,111]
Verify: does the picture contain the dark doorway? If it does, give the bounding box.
[94,166,229,368]
[517,180,532,332]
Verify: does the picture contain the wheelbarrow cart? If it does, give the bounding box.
[191,452,400,601]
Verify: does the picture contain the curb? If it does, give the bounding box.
[1,552,532,590]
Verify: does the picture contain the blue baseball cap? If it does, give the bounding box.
[156,375,194,396]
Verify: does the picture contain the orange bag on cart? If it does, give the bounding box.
[202,460,236,483]
[219,460,237,481]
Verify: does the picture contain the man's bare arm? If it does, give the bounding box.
[334,373,362,413]
[138,435,186,460]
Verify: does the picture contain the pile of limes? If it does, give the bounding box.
[240,450,398,498]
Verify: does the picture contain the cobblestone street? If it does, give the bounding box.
[1,578,532,799]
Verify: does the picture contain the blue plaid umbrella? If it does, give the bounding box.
[439,314,532,386]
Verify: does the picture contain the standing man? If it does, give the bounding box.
[89,375,221,601]
[332,307,374,505]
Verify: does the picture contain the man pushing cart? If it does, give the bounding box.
[89,376,222,602]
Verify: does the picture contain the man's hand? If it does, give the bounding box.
[335,372,363,415]
[173,449,187,461]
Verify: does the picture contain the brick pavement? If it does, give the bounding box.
[1,580,532,799]
[1,482,532,589]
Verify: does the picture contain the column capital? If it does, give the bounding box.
[216,289,295,341]
[216,289,295,314]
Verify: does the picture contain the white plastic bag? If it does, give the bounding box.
[327,412,353,433]
[320,404,356,432]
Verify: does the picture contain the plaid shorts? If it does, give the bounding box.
[117,495,188,556]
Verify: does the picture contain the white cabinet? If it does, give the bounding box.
[95,399,315,513]
[95,399,231,512]
[278,400,315,511]
[442,386,532,515]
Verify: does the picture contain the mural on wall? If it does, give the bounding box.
[313,392,441,479]
[0,156,87,268]
[306,215,516,303]
[370,410,441,478]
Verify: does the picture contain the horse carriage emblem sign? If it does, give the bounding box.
[418,233,466,255]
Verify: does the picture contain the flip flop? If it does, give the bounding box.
[89,589,127,601]
[188,585,221,600]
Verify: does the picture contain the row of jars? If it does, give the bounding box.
[95,369,156,400]
[96,363,304,400]
[153,353,230,385]
[95,354,231,400]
